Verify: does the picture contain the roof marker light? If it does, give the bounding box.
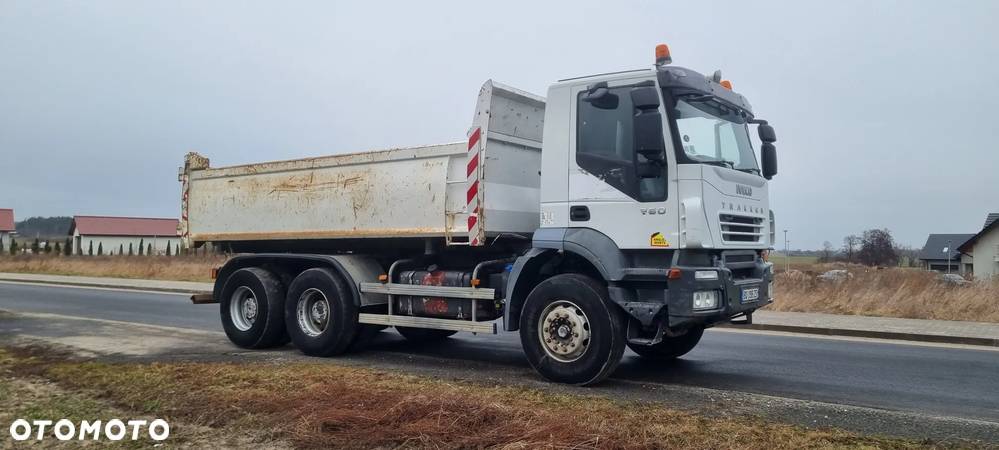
[720,80,733,90]
[655,44,672,65]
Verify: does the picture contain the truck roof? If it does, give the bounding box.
[555,68,653,85]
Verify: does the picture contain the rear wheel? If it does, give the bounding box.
[219,267,287,349]
[519,274,626,386]
[285,268,360,356]
[628,327,704,361]
[396,327,458,342]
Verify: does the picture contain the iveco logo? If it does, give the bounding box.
[641,207,667,215]
[736,184,753,196]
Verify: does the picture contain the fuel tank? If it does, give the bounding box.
[395,270,501,321]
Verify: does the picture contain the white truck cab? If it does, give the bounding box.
[184,43,779,386]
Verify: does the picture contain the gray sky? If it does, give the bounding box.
[1,0,997,249]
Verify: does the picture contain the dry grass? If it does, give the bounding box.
[1,347,936,450]
[772,263,999,323]
[0,254,223,282]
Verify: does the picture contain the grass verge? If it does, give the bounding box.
[0,255,222,282]
[0,346,944,449]
[772,264,999,323]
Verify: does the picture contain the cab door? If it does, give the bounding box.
[567,77,679,250]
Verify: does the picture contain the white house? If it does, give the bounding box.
[0,208,13,251]
[958,213,999,280]
[69,215,181,256]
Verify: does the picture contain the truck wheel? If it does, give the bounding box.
[285,268,359,357]
[219,267,287,349]
[628,327,704,361]
[396,327,458,342]
[519,274,626,386]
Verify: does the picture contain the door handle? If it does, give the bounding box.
[570,206,590,222]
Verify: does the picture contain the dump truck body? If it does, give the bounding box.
[180,82,545,250]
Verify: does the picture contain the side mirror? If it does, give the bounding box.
[582,82,619,110]
[761,142,777,180]
[758,124,776,143]
[634,114,666,162]
[631,86,666,163]
[629,86,660,110]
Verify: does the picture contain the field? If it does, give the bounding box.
[0,255,997,323]
[772,263,999,323]
[771,254,821,268]
[0,254,221,282]
[0,346,934,449]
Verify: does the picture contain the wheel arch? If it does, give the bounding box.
[503,247,608,332]
[214,254,386,308]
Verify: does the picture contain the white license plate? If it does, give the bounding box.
[741,287,760,303]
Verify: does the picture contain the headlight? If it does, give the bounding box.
[694,270,718,280]
[693,290,719,310]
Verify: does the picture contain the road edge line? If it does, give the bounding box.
[0,278,209,295]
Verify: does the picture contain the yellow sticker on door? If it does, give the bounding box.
[650,232,670,247]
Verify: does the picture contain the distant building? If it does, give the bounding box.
[69,216,180,255]
[0,208,13,250]
[918,233,974,274]
[958,213,999,280]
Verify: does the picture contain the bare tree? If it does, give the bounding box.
[843,235,860,262]
[819,241,835,262]
[894,245,921,268]
[858,229,898,267]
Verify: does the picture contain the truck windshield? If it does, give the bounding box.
[671,97,759,174]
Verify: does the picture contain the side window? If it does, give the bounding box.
[576,86,667,202]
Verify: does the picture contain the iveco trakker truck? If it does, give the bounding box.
[181,44,779,385]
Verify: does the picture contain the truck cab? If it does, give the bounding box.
[510,45,777,346]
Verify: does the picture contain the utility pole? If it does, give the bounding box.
[783,229,789,273]
[945,240,952,275]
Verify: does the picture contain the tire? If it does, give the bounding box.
[219,267,287,349]
[285,268,360,357]
[519,273,626,386]
[628,327,704,361]
[396,327,458,342]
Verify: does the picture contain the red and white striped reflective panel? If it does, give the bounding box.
[466,127,483,245]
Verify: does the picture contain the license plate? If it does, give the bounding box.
[740,287,759,303]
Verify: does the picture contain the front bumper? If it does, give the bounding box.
[664,256,773,330]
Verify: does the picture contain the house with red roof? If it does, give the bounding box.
[69,215,180,256]
[0,208,14,251]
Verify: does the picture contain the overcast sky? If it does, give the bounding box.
[1,1,997,249]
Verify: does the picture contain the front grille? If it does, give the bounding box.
[719,214,765,243]
[722,251,760,280]
[725,254,756,264]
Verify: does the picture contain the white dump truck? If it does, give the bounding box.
[181,44,778,385]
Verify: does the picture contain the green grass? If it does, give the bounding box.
[771,254,820,268]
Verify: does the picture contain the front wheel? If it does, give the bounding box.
[628,327,704,361]
[519,274,626,386]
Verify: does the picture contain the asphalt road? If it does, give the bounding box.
[1,281,998,424]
